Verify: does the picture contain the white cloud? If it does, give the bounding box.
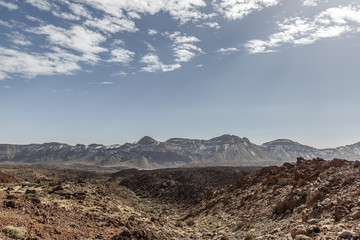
[101,81,113,85]
[68,3,91,18]
[25,1,89,21]
[3,85,12,89]
[196,64,203,68]
[145,42,156,51]
[51,10,79,20]
[85,16,138,34]
[216,47,239,54]
[213,0,281,20]
[111,39,125,47]
[167,32,204,63]
[203,22,221,29]
[29,25,107,63]
[6,32,32,46]
[0,47,81,80]
[140,53,181,73]
[127,11,141,19]
[148,29,158,35]
[0,20,11,28]
[169,32,201,44]
[26,0,52,11]
[109,48,135,64]
[25,15,44,23]
[80,0,208,23]
[111,71,128,77]
[245,5,360,54]
[0,0,18,10]
[303,0,317,7]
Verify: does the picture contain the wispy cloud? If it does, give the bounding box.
[111,71,128,77]
[109,48,135,64]
[245,5,360,54]
[212,0,281,20]
[0,0,18,10]
[80,0,209,23]
[101,81,113,85]
[0,20,12,28]
[51,9,79,21]
[25,0,52,11]
[201,22,221,29]
[85,16,138,34]
[145,42,156,52]
[29,25,107,63]
[68,3,91,18]
[216,47,239,54]
[148,29,158,36]
[140,53,181,73]
[0,47,81,80]
[303,0,317,7]
[167,32,204,63]
[6,32,32,46]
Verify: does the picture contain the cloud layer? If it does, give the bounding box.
[1,0,360,80]
[245,5,360,54]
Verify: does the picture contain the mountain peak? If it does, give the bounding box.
[264,139,296,145]
[209,134,242,143]
[138,136,158,145]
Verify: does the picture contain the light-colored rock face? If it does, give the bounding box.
[1,135,360,169]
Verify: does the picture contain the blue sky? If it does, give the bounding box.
[1,0,360,148]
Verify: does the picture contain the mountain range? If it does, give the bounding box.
[1,135,360,169]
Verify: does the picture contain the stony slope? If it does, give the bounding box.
[180,158,360,239]
[2,159,360,239]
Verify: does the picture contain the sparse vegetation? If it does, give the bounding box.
[236,220,245,229]
[175,221,183,227]
[186,220,195,227]
[243,232,254,240]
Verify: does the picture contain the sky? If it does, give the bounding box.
[1,0,360,148]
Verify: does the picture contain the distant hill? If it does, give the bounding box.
[0,135,359,169]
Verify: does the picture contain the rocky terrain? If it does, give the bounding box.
[1,158,360,239]
[1,135,360,169]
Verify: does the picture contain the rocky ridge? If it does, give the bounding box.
[183,157,360,239]
[1,135,360,169]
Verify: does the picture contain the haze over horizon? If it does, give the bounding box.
[1,0,360,149]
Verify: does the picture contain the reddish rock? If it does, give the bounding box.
[291,227,308,238]
[332,158,347,168]
[308,189,324,205]
[334,206,349,222]
[307,225,320,236]
[293,170,303,181]
[278,177,292,186]
[0,171,19,183]
[283,162,294,169]
[274,196,305,215]
[350,211,360,220]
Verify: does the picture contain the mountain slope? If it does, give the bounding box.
[261,139,360,162]
[1,135,360,169]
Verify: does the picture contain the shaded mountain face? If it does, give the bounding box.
[0,135,360,169]
[260,139,360,162]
